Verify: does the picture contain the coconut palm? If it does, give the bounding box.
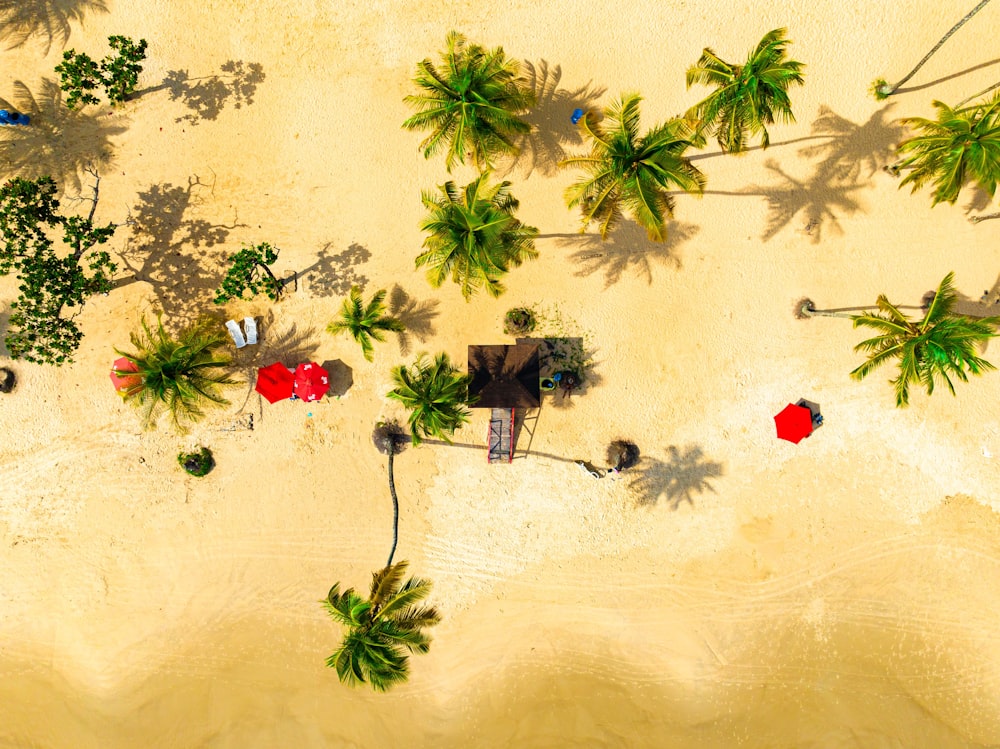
[560,94,706,241]
[892,94,1000,206]
[685,28,805,153]
[872,0,994,100]
[372,421,408,567]
[115,316,238,430]
[387,352,476,445]
[418,173,538,300]
[327,286,405,362]
[851,272,1000,407]
[402,31,535,172]
[322,561,441,692]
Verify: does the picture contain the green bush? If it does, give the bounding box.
[178,446,214,477]
[503,307,536,336]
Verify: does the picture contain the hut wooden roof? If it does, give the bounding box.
[467,344,541,409]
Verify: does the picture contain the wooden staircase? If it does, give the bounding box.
[488,408,514,463]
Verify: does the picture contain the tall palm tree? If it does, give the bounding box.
[418,173,538,300]
[851,272,1000,407]
[115,317,239,430]
[685,28,805,153]
[327,286,405,362]
[872,0,994,100]
[322,561,441,692]
[387,352,476,445]
[402,31,535,172]
[372,421,408,567]
[560,94,706,241]
[892,93,1000,206]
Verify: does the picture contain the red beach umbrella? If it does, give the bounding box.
[110,356,141,396]
[255,362,295,404]
[774,403,813,444]
[293,362,329,402]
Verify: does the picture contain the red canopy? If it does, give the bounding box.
[255,362,295,403]
[293,362,329,402]
[774,403,813,444]
[110,356,141,396]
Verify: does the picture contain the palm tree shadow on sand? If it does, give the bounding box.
[0,0,107,53]
[0,78,128,192]
[501,60,605,178]
[544,221,697,288]
[626,444,724,509]
[388,285,439,357]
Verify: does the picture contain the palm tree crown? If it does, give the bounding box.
[115,317,238,430]
[686,28,805,153]
[327,286,405,362]
[561,93,706,241]
[418,173,538,300]
[402,31,535,172]
[895,94,1000,206]
[323,561,441,692]
[387,352,476,445]
[851,272,1000,407]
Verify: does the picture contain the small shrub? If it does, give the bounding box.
[178,446,214,477]
[0,367,15,393]
[503,307,536,336]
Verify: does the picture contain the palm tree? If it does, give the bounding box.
[560,94,706,240]
[115,316,239,430]
[387,352,476,445]
[402,31,535,172]
[892,94,1000,206]
[871,0,994,100]
[418,173,538,300]
[685,28,805,153]
[851,272,1000,407]
[372,421,408,567]
[322,561,441,692]
[327,286,405,361]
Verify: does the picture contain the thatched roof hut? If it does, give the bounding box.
[467,344,540,409]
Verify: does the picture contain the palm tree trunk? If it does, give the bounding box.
[880,0,993,97]
[956,79,1000,108]
[386,450,399,568]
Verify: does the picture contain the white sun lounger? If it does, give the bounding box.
[226,319,247,349]
[243,316,258,345]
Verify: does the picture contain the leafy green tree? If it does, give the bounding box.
[561,94,706,240]
[327,286,405,361]
[851,272,1000,407]
[214,242,283,304]
[115,316,239,431]
[322,561,441,692]
[55,35,148,109]
[402,31,535,171]
[871,0,993,100]
[418,174,538,299]
[0,175,117,364]
[685,28,805,153]
[388,352,475,445]
[891,94,1000,206]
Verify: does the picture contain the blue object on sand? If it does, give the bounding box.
[571,108,584,124]
[0,110,29,126]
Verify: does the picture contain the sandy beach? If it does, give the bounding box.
[2,0,1000,746]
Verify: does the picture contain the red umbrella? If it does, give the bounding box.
[110,356,141,396]
[774,403,813,444]
[293,362,329,402]
[255,362,295,404]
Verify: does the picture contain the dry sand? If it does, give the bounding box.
[2,0,1000,746]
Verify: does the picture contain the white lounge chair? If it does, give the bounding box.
[226,319,247,349]
[244,316,258,345]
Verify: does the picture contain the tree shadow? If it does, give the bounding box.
[296,242,371,299]
[515,335,601,410]
[952,272,1000,319]
[894,58,1000,95]
[113,175,246,326]
[502,61,605,178]
[0,78,128,192]
[136,61,266,125]
[545,220,696,287]
[963,185,995,216]
[797,105,907,184]
[626,444,724,509]
[388,284,439,356]
[0,0,107,53]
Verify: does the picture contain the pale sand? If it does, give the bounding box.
[2,0,1000,746]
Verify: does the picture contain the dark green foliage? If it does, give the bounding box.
[322,561,441,692]
[178,447,214,476]
[0,176,117,365]
[606,440,640,471]
[55,35,148,109]
[503,307,536,336]
[851,273,1000,407]
[327,286,405,362]
[387,352,475,445]
[214,242,282,304]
